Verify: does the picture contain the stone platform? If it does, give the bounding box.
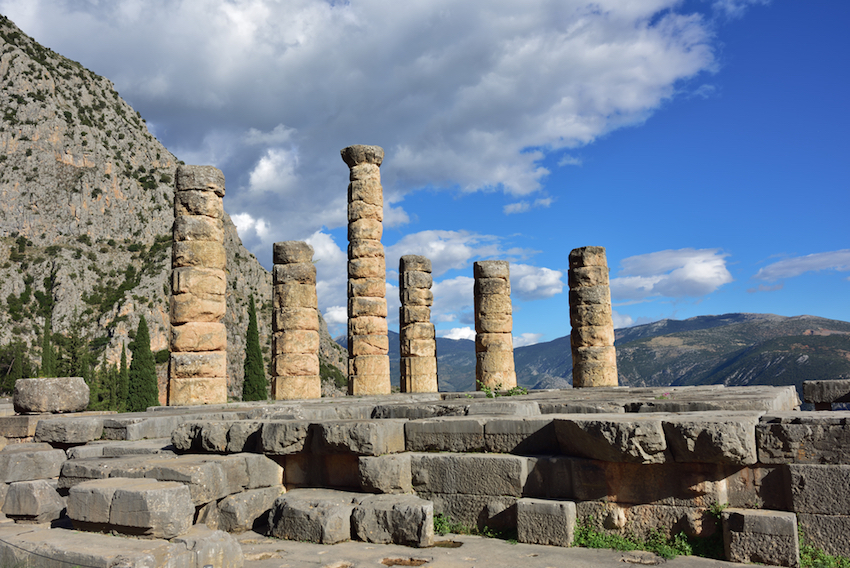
[0,385,845,567]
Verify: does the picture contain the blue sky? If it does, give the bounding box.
[3,0,847,343]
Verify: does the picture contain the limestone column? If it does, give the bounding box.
[474,260,516,390]
[399,255,438,392]
[272,241,321,400]
[342,144,390,395]
[169,165,228,405]
[569,246,618,387]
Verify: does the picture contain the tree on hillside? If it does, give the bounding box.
[0,341,33,394]
[242,295,267,401]
[118,344,129,411]
[127,316,159,411]
[35,262,59,378]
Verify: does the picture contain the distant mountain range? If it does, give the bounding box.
[338,313,850,395]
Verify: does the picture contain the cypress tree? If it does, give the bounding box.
[118,344,129,412]
[127,316,159,411]
[40,321,55,377]
[241,295,267,401]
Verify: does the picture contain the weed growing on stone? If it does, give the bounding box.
[800,527,850,568]
[433,513,517,542]
[476,381,528,398]
[573,520,696,560]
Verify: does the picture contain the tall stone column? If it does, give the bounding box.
[272,241,321,400]
[169,165,228,405]
[474,260,516,390]
[569,246,618,387]
[399,255,438,393]
[342,145,390,395]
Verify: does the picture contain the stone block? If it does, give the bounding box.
[273,241,313,264]
[34,416,104,444]
[171,266,226,296]
[173,214,223,243]
[400,305,431,325]
[349,297,388,317]
[349,178,383,206]
[757,412,850,464]
[576,501,719,540]
[524,456,573,499]
[349,374,392,396]
[400,288,434,307]
[401,339,436,358]
[401,270,432,289]
[475,313,513,334]
[349,354,390,377]
[400,255,431,272]
[484,417,557,454]
[13,377,89,414]
[312,419,405,456]
[273,307,319,332]
[274,281,318,309]
[569,285,611,306]
[174,189,223,218]
[410,453,529,497]
[662,412,760,465]
[271,375,322,400]
[268,488,364,544]
[475,277,510,296]
[170,292,226,323]
[476,351,516,374]
[553,414,670,464]
[400,322,435,340]
[723,508,800,568]
[468,400,540,417]
[349,277,386,298]
[475,333,513,352]
[348,199,383,222]
[273,330,319,354]
[517,498,576,547]
[67,477,128,524]
[0,446,66,482]
[571,325,615,347]
[273,262,316,284]
[400,357,437,376]
[274,353,320,376]
[475,294,513,318]
[109,478,195,538]
[171,525,245,568]
[0,416,41,438]
[569,246,607,268]
[405,417,487,452]
[217,485,283,533]
[167,377,228,406]
[349,218,383,240]
[803,379,850,404]
[373,402,465,420]
[2,480,65,523]
[572,345,617,365]
[171,321,227,352]
[570,303,614,327]
[348,239,384,259]
[788,464,850,514]
[359,454,412,494]
[568,265,609,288]
[797,513,850,558]
[421,491,516,532]
[349,315,389,336]
[259,420,312,454]
[348,256,385,279]
[352,494,434,547]
[342,144,384,167]
[573,360,620,387]
[474,260,509,279]
[170,351,226,378]
[172,240,226,269]
[177,164,226,196]
[349,334,389,356]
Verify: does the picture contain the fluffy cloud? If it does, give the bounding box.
[431,276,475,324]
[503,197,554,215]
[753,250,850,282]
[510,264,564,301]
[611,311,635,329]
[610,248,733,301]
[1,0,719,264]
[441,327,475,341]
[513,333,543,348]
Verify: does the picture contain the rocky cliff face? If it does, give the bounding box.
[0,16,345,399]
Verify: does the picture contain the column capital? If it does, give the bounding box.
[341,145,384,167]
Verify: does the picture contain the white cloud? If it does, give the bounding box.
[386,230,506,277]
[558,155,582,167]
[753,250,850,282]
[610,248,733,300]
[1,0,720,262]
[304,230,348,334]
[510,264,564,301]
[231,212,270,242]
[711,0,771,19]
[503,197,554,215]
[324,305,347,327]
[442,327,475,341]
[431,276,475,324]
[513,333,543,348]
[611,310,635,329]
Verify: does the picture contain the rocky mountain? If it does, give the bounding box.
[344,313,850,394]
[0,15,345,399]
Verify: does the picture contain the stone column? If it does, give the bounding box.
[169,165,228,405]
[272,241,321,400]
[399,255,438,393]
[474,260,516,390]
[569,246,618,387]
[342,145,390,395]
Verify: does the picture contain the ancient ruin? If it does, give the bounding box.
[399,255,438,393]
[271,241,321,400]
[568,246,618,387]
[169,165,228,405]
[474,260,517,390]
[343,144,391,395]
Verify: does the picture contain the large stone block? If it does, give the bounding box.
[359,454,412,494]
[176,164,225,196]
[273,308,319,332]
[723,508,800,568]
[171,525,245,568]
[788,464,850,515]
[273,330,319,354]
[349,334,390,356]
[569,285,611,306]
[349,297,388,318]
[349,374,392,396]
[217,485,283,533]
[348,218,383,241]
[67,477,128,524]
[797,513,850,558]
[410,453,530,497]
[174,189,223,218]
[312,419,405,456]
[400,322,435,340]
[349,277,386,298]
[400,305,431,325]
[348,239,384,259]
[475,313,513,334]
[570,325,615,347]
[109,478,195,539]
[348,178,383,206]
[342,144,384,167]
[260,420,312,454]
[348,199,383,222]
[268,488,364,544]
[517,498,576,547]
[405,417,487,452]
[662,412,760,465]
[474,277,510,296]
[170,350,227,378]
[421,492,517,532]
[274,353,320,377]
[273,262,316,285]
[13,377,89,414]
[572,360,619,387]
[400,288,434,308]
[401,270,432,289]
[803,379,850,404]
[399,255,431,273]
[352,494,434,547]
[349,315,389,336]
[757,412,850,464]
[401,339,436,358]
[568,265,609,288]
[349,354,390,377]
[570,303,614,327]
[172,241,226,269]
[170,292,226,323]
[484,417,558,454]
[569,246,607,268]
[167,377,228,406]
[171,266,226,296]
[475,333,514,353]
[173,214,224,242]
[0,445,67,482]
[171,321,227,352]
[274,281,318,309]
[474,260,509,279]
[348,256,386,279]
[553,414,670,464]
[34,416,104,444]
[576,501,719,540]
[2,480,65,523]
[273,241,314,264]
[271,375,322,400]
